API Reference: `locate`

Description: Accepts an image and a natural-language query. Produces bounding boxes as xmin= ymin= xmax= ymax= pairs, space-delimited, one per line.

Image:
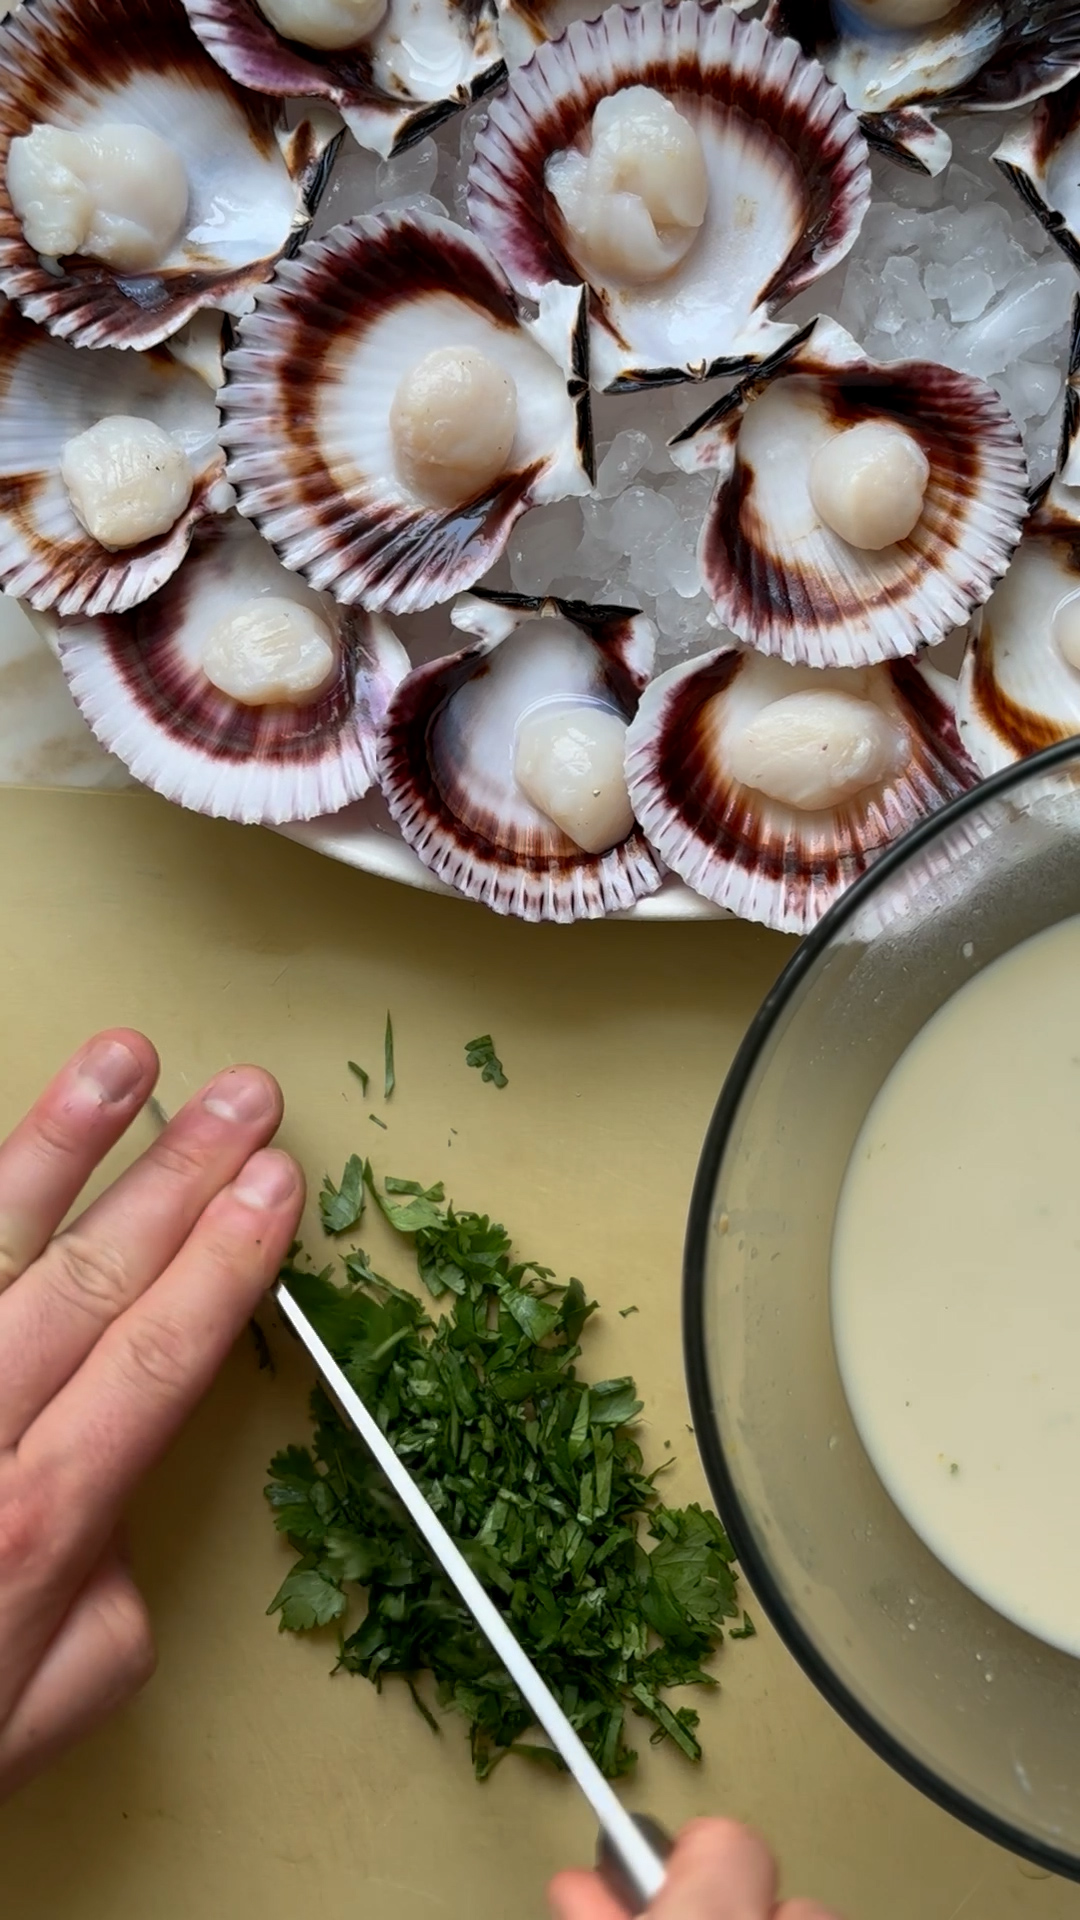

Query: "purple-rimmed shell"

xmin=53 ymin=515 xmax=409 ymax=825
xmin=764 ymin=0 xmax=1080 ymax=177
xmin=219 ymin=211 xmax=594 ymax=616
xmin=377 ymin=591 xmax=665 ymax=922
xmin=467 ymin=2 xmax=871 ymax=392
xmin=0 ymin=0 xmax=341 ymax=351
xmin=0 ymin=302 xmax=232 ymax=617
xmin=670 ymin=316 xmax=1029 ymax=670
xmin=624 ymin=646 xmax=979 ymax=935
xmin=181 ymin=0 xmax=504 ymax=159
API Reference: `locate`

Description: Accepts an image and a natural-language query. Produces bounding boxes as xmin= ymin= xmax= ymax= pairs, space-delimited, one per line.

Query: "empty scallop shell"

xmin=467 ymin=2 xmax=871 ymax=392
xmin=0 ymin=0 xmax=341 ymax=351
xmin=220 ymin=210 xmax=594 ymax=616
xmin=181 ymin=0 xmax=504 ymax=159
xmin=0 ymin=301 xmax=232 ymax=617
xmin=670 ymin=316 xmax=1028 ymax=670
xmin=764 ymin=0 xmax=1080 ymax=178
xmin=53 ymin=514 xmax=409 ymax=824
xmin=378 ymin=591 xmax=665 ymax=921
xmin=624 ymin=646 xmax=979 ymax=935
xmin=995 ymin=74 xmax=1080 ymax=271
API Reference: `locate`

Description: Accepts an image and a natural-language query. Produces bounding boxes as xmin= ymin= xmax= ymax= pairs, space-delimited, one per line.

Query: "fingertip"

xmin=547 ymin=1869 xmax=627 ymax=1920
xmin=666 ymin=1817 xmax=777 ymax=1910
xmin=232 ymin=1147 xmax=304 ymax=1214
xmin=69 ymin=1030 xmax=159 ymax=1110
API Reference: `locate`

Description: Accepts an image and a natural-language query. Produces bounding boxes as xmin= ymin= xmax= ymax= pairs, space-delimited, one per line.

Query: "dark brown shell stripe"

xmin=765 ymin=0 xmax=1080 ymax=114
xmin=683 ymin=341 xmax=1027 ymax=666
xmin=0 ymin=0 xmax=330 ymax=349
xmin=377 ymin=606 xmax=664 ymax=922
xmin=0 ymin=304 xmax=225 ymax=616
xmin=466 ymin=4 xmax=869 ymax=364
xmin=182 ymin=0 xmax=506 ymax=156
xmin=626 ymin=651 xmax=978 ymax=927
xmin=221 ymin=215 xmax=565 ymax=614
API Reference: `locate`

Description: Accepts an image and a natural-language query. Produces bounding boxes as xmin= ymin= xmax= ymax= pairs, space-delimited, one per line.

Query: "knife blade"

xmin=276 ymin=1279 xmax=670 ymax=1911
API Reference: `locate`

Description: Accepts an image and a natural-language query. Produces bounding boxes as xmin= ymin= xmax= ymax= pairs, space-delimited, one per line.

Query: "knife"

xmin=276 ymin=1279 xmax=672 ymax=1913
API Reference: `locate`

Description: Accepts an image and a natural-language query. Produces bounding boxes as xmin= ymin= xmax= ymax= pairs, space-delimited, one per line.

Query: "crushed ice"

xmin=315 ymin=106 xmax=1076 ymax=671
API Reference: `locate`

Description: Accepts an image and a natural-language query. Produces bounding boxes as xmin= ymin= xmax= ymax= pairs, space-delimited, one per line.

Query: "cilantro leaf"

xmin=384 ymin=1013 xmax=395 ymax=1099
xmin=465 ymin=1035 xmax=508 ymax=1088
xmin=266 ymin=1160 xmax=745 ymax=1784
xmin=319 ymin=1155 xmax=365 ymax=1236
xmin=348 ymin=1061 xmax=370 ymax=1096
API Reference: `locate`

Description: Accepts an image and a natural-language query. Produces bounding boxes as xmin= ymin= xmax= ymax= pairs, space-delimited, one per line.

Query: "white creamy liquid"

xmin=832 ymin=914 xmax=1080 ymax=1657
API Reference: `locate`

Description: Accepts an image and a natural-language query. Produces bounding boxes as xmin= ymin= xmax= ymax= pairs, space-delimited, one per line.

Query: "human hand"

xmin=0 ymin=1029 xmax=304 ymax=1801
xmin=548 ymin=1819 xmax=839 ymax=1919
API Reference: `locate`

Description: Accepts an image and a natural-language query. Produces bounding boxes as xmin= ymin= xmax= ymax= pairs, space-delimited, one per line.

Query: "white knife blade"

xmin=276 ymin=1280 xmax=669 ymax=1909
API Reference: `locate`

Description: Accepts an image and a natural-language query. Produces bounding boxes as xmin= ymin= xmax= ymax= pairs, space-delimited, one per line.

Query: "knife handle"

xmin=597 ymin=1814 xmax=675 ymax=1913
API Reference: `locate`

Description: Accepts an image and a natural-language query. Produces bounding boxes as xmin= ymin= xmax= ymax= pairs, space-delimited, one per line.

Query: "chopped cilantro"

xmin=318 ymin=1154 xmax=365 ymax=1236
xmin=348 ymin=1061 xmax=370 ymax=1096
xmin=619 ymin=1306 xmax=639 ymax=1319
xmin=370 ymin=1114 xmax=388 ymax=1130
xmin=730 ymin=1613 xmax=756 ymax=1640
xmin=384 ymin=1014 xmax=395 ymax=1099
xmin=465 ymin=1035 xmax=508 ymax=1088
xmin=267 ymin=1165 xmax=743 ymax=1782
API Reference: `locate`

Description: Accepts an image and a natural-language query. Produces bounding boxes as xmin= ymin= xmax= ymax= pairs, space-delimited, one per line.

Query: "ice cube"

xmin=595 ymin=429 xmax=653 ymax=498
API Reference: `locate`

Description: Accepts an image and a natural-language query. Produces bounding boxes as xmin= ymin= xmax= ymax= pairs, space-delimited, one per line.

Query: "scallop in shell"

xmin=52 ymin=514 xmax=409 ymax=824
xmin=624 ymin=646 xmax=979 ymax=934
xmin=466 ymin=3 xmax=871 ymax=393
xmin=377 ymin=591 xmax=664 ymax=921
xmin=220 ymin=211 xmax=593 ymax=616
xmin=0 ymin=0 xmax=341 ymax=351
xmin=764 ymin=1 xmax=1080 ymax=177
xmin=670 ymin=317 xmax=1028 ymax=670
xmin=180 ymin=0 xmax=504 ymax=160
xmin=955 ymin=302 xmax=1080 ymax=773
xmin=0 ymin=301 xmax=231 ymax=617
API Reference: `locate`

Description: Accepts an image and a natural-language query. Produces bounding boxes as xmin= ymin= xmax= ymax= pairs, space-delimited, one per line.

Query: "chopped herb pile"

xmin=266 ymin=1164 xmax=748 ymax=1781
xmin=464 ymin=1034 xmax=508 ymax=1088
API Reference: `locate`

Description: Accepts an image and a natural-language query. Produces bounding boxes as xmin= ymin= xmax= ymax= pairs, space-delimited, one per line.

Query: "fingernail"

xmin=202 ymin=1068 xmax=276 ymax=1126
xmin=78 ymin=1038 xmax=144 ymax=1105
xmin=233 ymin=1149 xmax=298 ymax=1212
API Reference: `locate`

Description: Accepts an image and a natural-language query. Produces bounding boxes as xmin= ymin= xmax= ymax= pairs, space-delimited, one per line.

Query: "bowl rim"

xmin=683 ymin=734 xmax=1080 ymax=1884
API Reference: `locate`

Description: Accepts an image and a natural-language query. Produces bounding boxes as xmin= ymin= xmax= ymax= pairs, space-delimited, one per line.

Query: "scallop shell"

xmin=994 ymin=74 xmax=1080 ymax=271
xmin=220 ymin=211 xmax=594 ymax=616
xmin=53 ymin=514 xmax=409 ymax=824
xmin=764 ymin=0 xmax=1080 ymax=178
xmin=377 ymin=591 xmax=664 ymax=921
xmin=0 ymin=0 xmax=341 ymax=351
xmin=0 ymin=302 xmax=232 ymax=617
xmin=467 ymin=3 xmax=871 ymax=393
xmin=955 ymin=474 xmax=1080 ymax=776
xmin=670 ymin=316 xmax=1028 ymax=670
xmin=181 ymin=0 xmax=505 ymax=159
xmin=624 ymin=646 xmax=979 ymax=935
xmin=496 ymin=0 xmax=760 ymax=66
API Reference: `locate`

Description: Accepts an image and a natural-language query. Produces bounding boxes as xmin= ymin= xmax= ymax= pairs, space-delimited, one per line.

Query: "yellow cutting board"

xmin=0 ymin=789 xmax=1071 ymax=1920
